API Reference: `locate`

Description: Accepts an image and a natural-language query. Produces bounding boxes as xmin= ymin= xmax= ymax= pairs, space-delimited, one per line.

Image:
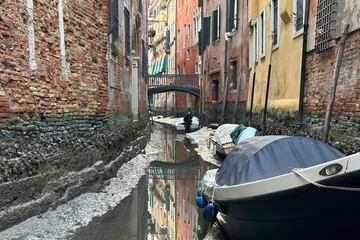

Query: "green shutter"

xmin=198 ymin=0 xmax=203 ymax=7
xmin=228 ymin=0 xmax=235 ymax=32
xmin=204 ymin=16 xmax=211 ymax=47
xmin=212 ymin=8 xmax=220 ymax=42
xmin=165 ymin=29 xmax=170 ymax=53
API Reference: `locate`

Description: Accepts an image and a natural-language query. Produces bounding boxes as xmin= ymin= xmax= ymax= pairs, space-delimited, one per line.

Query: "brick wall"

xmin=0 ymin=0 xmax=149 ymax=230
xmin=304 ymin=30 xmax=360 ymax=118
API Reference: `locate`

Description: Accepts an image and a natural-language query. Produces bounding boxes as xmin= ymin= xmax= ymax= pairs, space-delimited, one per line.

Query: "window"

xmin=248 ymin=34 xmax=252 ymax=69
xmin=253 ymin=19 xmax=259 ymax=63
xmin=293 ymin=0 xmax=306 ymax=36
xmin=192 ymin=8 xmax=201 ymax=44
xmin=230 ymin=60 xmax=237 ymax=89
xmin=141 ymin=39 xmax=147 ymax=78
xmin=109 ymin=0 xmax=119 ymax=56
xmin=124 ymin=7 xmax=131 ymax=59
xmin=227 ymin=0 xmax=238 ymax=32
xmin=195 ymin=61 xmax=201 ymax=74
xmin=212 ymin=6 xmax=220 ymax=42
xmin=259 ymin=9 xmax=265 ymax=57
xmin=183 ymin=25 xmax=186 ymax=48
xmin=211 ymin=79 xmax=219 ymax=101
xmin=177 ymin=29 xmax=180 ymax=52
xmin=270 ymin=0 xmax=279 ymax=48
xmin=186 ymin=49 xmax=190 ymax=59
xmin=314 ymin=0 xmax=337 ymax=53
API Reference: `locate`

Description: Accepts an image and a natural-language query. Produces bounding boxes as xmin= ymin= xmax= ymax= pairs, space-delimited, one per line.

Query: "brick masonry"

xmin=0 ymin=0 xmax=149 ymax=230
xmin=304 ymin=30 xmax=360 ymax=119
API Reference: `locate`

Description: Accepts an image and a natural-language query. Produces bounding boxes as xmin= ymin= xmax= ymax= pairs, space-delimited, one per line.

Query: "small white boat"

xmin=198 ymin=136 xmax=360 ymax=239
xmin=208 ymin=124 xmax=257 ymax=156
xmin=175 ymin=117 xmax=199 ymax=131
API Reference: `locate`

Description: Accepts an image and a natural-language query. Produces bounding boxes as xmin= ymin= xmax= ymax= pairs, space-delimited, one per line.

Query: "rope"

xmin=291 ymin=168 xmax=360 ymax=192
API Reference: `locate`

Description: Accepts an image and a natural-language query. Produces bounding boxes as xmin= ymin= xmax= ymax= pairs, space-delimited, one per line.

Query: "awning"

xmin=151 ymin=55 xmax=167 ymax=75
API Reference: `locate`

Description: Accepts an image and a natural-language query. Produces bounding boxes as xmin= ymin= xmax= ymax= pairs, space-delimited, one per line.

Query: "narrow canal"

xmin=71 ymin=124 xmax=222 ymax=240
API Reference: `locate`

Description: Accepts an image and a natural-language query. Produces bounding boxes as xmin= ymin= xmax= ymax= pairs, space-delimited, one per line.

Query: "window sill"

xmin=272 ymin=44 xmax=279 ymax=51
xmin=293 ymin=28 xmax=304 ymax=39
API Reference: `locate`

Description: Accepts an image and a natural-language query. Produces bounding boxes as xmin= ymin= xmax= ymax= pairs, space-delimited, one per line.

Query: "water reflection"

xmin=147 ymin=126 xmax=216 ymax=240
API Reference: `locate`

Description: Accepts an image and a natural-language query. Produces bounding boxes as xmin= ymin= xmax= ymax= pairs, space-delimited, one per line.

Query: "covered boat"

xmin=175 ymin=116 xmax=199 ymax=131
xmin=208 ymin=124 xmax=257 ymax=156
xmin=200 ymin=136 xmax=360 ymax=239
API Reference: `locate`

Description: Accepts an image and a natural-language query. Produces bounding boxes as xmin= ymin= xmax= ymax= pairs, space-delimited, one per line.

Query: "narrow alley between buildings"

xmin=1 ymin=0 xmax=360 ymax=239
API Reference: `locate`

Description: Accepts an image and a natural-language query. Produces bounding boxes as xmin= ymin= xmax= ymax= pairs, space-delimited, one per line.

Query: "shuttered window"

xmin=227 ymin=0 xmax=238 ymax=32
xmin=199 ymin=16 xmax=210 ymax=55
xmin=109 ymin=0 xmax=119 ymax=56
xmin=124 ymin=7 xmax=131 ymax=59
xmin=142 ymin=39 xmax=147 ymax=79
xmin=212 ymin=7 xmax=220 ymax=42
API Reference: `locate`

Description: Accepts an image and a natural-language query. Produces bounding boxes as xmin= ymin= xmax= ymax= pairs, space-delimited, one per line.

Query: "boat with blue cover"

xmin=198 ymin=136 xmax=360 ymax=240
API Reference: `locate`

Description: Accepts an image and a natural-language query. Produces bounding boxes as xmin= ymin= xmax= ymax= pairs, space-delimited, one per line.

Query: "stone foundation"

xmin=245 ymin=110 xmax=360 ymax=155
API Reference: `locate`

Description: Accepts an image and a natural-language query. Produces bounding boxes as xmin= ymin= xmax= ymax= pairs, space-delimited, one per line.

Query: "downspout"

xmin=200 ymin=1 xmax=205 ymax=124
xmin=221 ymin=0 xmax=229 ymax=123
xmin=299 ymin=0 xmax=310 ymax=124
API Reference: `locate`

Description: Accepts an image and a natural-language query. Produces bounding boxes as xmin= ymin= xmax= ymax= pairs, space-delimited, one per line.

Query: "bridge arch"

xmin=147 ymin=74 xmax=200 ymax=98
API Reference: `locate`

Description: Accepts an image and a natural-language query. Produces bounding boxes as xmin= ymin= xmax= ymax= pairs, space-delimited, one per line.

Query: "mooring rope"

xmin=291 ymin=168 xmax=360 ymax=192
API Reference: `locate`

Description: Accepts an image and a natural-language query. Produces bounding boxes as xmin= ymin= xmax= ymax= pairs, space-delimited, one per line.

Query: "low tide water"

xmin=71 ymin=124 xmax=221 ymax=240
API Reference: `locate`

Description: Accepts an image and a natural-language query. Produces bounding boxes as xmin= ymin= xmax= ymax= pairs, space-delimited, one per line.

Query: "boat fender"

xmin=203 ymin=202 xmax=218 ymax=222
xmin=196 ymin=188 xmax=208 ymax=208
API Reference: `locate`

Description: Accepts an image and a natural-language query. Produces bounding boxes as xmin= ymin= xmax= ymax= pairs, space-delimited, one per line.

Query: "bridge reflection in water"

xmin=147 ymin=126 xmax=217 ymax=240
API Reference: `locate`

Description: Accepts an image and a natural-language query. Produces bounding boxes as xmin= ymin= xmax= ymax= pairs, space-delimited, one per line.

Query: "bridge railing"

xmin=148 ymin=74 xmax=200 ymax=87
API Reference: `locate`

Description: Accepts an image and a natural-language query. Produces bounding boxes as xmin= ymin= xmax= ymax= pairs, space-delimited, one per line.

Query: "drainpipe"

xmin=221 ymin=0 xmax=229 ymax=123
xmin=299 ymin=0 xmax=310 ymax=125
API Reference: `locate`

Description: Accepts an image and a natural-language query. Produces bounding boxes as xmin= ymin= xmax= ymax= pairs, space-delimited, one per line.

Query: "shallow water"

xmin=72 ymin=124 xmax=220 ymax=240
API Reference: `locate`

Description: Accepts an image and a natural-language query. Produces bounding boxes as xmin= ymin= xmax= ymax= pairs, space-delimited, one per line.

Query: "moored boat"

xmin=208 ymin=124 xmax=257 ymax=156
xmin=198 ymin=136 xmax=360 ymax=239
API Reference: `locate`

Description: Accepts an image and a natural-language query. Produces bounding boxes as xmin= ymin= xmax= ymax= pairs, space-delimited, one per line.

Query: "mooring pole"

xmin=249 ymin=71 xmax=256 ymax=125
xmin=322 ymin=24 xmax=349 ymax=143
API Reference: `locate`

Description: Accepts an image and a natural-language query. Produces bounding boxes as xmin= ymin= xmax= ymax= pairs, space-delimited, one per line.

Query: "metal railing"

xmin=148 ymin=74 xmax=200 ymax=87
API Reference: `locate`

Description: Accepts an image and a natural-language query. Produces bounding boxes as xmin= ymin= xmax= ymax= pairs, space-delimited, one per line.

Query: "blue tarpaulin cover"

xmin=216 ymin=136 xmax=345 ymax=186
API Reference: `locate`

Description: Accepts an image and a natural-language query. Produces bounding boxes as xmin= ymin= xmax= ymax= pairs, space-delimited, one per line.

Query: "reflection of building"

xmin=174 ymin=137 xmax=197 ymax=240
xmin=148 ymin=127 xmax=214 ymax=240
xmin=148 ymin=126 xmax=176 ymax=239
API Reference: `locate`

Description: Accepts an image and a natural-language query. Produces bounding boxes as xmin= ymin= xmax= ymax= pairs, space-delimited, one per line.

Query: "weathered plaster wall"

xmin=247 ymin=0 xmax=303 ymax=113
xmin=202 ymin=0 xmax=248 ymax=122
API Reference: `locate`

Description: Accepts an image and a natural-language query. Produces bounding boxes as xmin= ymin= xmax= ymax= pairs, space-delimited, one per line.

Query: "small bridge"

xmin=147 ymin=74 xmax=200 ymax=98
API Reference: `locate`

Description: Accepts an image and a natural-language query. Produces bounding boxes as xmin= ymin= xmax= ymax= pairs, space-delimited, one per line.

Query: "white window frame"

xmin=270 ymin=0 xmax=280 ymax=50
xmin=177 ymin=29 xmax=180 ymax=52
xmin=253 ymin=18 xmax=259 ymax=63
xmin=259 ymin=9 xmax=266 ymax=58
xmin=183 ymin=24 xmax=186 ymax=48
xmin=216 ymin=6 xmax=220 ymax=40
xmin=248 ymin=33 xmax=252 ymax=69
xmin=292 ymin=0 xmax=306 ymax=38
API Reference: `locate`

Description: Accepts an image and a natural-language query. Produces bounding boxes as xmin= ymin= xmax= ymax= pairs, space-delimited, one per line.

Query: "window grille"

xmin=315 ymin=0 xmax=337 ymax=53
xmin=295 ymin=0 xmax=304 ymax=31
xmin=272 ymin=0 xmax=278 ymax=46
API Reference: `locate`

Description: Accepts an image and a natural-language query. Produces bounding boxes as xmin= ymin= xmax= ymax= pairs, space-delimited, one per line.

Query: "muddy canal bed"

xmin=72 ymin=124 xmax=226 ymax=240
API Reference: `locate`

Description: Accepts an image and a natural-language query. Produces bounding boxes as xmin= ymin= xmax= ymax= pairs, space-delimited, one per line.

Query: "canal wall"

xmin=246 ymin=111 xmax=360 ymax=155
xmin=0 ymin=114 xmax=150 ymax=231
xmin=0 ymin=122 xmax=161 ymax=240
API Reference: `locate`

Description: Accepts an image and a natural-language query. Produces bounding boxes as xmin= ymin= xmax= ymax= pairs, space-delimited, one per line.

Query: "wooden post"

xmin=232 ymin=76 xmax=242 ymax=123
xmin=322 ymin=24 xmax=350 ymax=143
